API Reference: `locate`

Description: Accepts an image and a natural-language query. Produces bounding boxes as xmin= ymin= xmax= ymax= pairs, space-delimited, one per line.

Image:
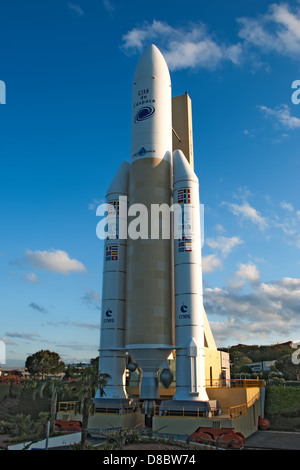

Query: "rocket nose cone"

xmin=133 ymin=43 xmax=170 ymax=82
xmin=106 ymin=161 xmax=129 ymax=196
xmin=173 ymin=149 xmax=199 ymax=184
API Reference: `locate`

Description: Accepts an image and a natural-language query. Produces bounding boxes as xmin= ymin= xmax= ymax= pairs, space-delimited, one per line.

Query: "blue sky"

xmin=1 ymin=0 xmax=300 ymax=366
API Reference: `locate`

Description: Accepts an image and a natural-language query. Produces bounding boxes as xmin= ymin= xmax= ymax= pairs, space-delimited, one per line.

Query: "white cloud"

xmin=235 ymin=262 xmax=260 ymax=284
xmin=122 ymin=4 xmax=300 ymax=74
xmin=67 ymin=2 xmax=84 ymax=16
xmin=280 ymin=201 xmax=294 ymax=212
xmin=227 ymin=263 xmax=260 ymax=290
xmin=88 ymin=198 xmax=104 ymax=211
xmin=237 ymin=3 xmax=300 ymax=58
xmin=272 ymin=202 xmax=300 ymax=248
xmin=258 ymin=104 xmax=300 ymax=130
xmin=103 ymin=0 xmax=115 ymax=13
xmin=233 ymin=185 xmax=253 ymax=201
xmin=204 ymin=276 xmax=300 ymax=346
xmin=202 ymin=254 xmax=223 ymax=274
xmin=203 ymin=234 xmax=244 ymax=275
xmin=23 ymin=272 xmax=39 ymax=283
xmin=25 ymin=249 xmax=86 ymax=275
xmin=206 ymin=236 xmax=244 ymax=257
xmin=81 ymin=289 xmax=101 ymax=309
xmin=294 ymin=235 xmax=300 ymax=249
xmin=228 ymin=279 xmax=246 ymax=291
xmin=215 ymin=224 xmax=226 ymax=233
xmin=259 ymin=277 xmax=300 ymax=302
xmin=121 ymin=20 xmax=242 ymax=70
xmin=222 ymin=191 xmax=299 ymax=251
xmin=225 ymin=201 xmax=268 ymax=231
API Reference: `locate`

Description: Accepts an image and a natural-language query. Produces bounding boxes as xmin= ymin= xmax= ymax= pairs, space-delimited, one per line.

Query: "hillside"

xmin=219 ymin=341 xmax=300 ymax=380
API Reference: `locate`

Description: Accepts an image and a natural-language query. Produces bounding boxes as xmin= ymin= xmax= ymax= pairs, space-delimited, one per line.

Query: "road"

xmin=244 ymin=430 xmax=300 ymax=450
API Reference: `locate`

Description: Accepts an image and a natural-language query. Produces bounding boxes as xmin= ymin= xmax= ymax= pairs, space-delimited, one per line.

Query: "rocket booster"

xmin=173 ymin=149 xmax=208 ymax=402
xmin=95 ymin=161 xmax=129 ymax=401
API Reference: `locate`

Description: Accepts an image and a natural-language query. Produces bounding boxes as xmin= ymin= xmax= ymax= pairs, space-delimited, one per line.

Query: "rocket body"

xmin=126 ymin=45 xmax=174 ymax=400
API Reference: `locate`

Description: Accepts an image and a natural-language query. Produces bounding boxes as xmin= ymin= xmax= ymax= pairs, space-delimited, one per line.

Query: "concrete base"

xmin=153 ymin=396 xmax=262 ymax=439
xmin=88 ymin=408 xmax=144 ymax=437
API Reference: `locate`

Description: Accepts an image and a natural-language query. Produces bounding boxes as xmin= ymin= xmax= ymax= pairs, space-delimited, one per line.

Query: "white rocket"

xmin=95 ymin=44 xmax=208 ymax=412
xmin=173 ymin=149 xmax=208 ymax=402
xmin=94 ymin=161 xmax=129 ymax=402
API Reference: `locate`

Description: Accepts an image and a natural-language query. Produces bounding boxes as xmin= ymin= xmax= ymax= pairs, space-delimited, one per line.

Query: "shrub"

xmin=265 ymin=386 xmax=300 ymax=416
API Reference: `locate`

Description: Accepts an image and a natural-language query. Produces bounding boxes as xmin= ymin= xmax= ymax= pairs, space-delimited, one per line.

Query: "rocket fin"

xmin=203 ymin=306 xmax=217 ymax=350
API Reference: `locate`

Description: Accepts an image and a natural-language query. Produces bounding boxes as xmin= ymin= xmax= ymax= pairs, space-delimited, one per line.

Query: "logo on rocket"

xmin=105 ymin=308 xmax=112 ymax=317
xmin=179 ymin=302 xmax=190 ymax=319
xmin=180 ymin=303 xmax=188 ymax=313
xmin=104 ymin=307 xmax=114 ymax=323
xmin=139 ymin=147 xmax=147 ymax=156
xmin=134 ymin=106 xmax=155 ymax=123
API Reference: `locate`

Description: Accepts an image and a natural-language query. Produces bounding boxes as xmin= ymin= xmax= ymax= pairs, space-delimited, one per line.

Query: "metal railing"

xmin=94 ymin=403 xmax=141 ymax=415
xmin=228 ymin=403 xmax=248 ymax=419
xmin=57 ymin=399 xmax=256 ymax=420
xmin=57 ymin=401 xmax=142 ymax=415
xmin=206 ymin=378 xmax=265 ymax=388
xmin=58 ymin=401 xmax=78 ymax=413
xmin=154 ymin=402 xmax=249 ymax=420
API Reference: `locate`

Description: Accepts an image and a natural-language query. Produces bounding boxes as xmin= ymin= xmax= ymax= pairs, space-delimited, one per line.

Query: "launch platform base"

xmin=159 ymin=399 xmax=212 ymax=417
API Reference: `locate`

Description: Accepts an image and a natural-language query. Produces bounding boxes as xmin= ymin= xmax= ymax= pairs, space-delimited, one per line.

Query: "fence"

xmin=206 ymin=378 xmax=265 ymax=388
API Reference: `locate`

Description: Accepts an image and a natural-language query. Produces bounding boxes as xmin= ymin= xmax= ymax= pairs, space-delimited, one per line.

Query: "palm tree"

xmin=10 ymin=412 xmax=49 ymax=441
xmin=32 ymin=377 xmax=68 ymax=434
xmin=69 ymin=366 xmax=110 ymax=450
xmin=10 ymin=413 xmax=32 ymax=438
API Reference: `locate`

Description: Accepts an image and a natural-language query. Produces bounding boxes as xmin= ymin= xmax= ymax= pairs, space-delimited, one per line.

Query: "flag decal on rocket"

xmin=108 ymin=200 xmax=119 ymax=215
xmin=106 ymin=245 xmax=118 ymax=261
xmin=177 ymin=189 xmax=191 ymax=204
xmin=134 ymin=105 xmax=155 ymax=123
xmin=178 ymin=236 xmax=192 ymax=252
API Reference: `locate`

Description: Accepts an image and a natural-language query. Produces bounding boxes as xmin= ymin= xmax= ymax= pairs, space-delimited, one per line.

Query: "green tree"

xmin=25 ymin=350 xmax=65 ymax=378
xmin=69 ymin=364 xmax=110 ymax=450
xmin=276 ymin=350 xmax=300 ymax=381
